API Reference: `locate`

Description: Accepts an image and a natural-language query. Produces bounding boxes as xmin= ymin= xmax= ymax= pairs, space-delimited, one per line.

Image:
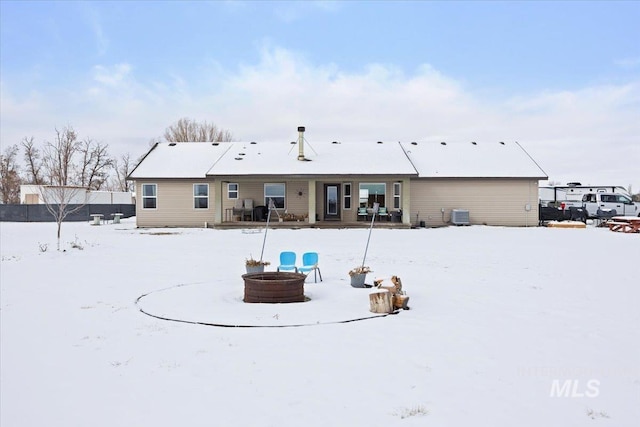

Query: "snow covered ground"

xmin=1 ymin=219 xmax=638 ymax=426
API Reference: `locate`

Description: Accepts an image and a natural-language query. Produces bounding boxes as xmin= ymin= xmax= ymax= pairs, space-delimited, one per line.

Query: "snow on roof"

xmin=128 ymin=142 xmax=231 ymax=179
xmin=207 ymin=140 xmax=417 ymax=176
xmin=129 ymin=139 xmax=547 ymax=180
xmin=400 ymin=141 xmax=548 ymax=178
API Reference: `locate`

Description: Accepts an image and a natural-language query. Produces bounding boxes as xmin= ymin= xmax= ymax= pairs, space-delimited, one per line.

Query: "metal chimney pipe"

xmin=297 ymin=126 xmax=305 ymax=161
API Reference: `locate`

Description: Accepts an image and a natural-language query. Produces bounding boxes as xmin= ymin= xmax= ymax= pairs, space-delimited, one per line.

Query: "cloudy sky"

xmin=1 ymin=1 xmax=639 ymax=190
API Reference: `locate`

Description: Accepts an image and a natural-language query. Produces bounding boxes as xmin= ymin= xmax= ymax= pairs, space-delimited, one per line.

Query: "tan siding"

xmin=135 ymin=179 xmax=215 ymax=227
xmin=285 ymin=181 xmax=309 ymax=215
xmin=220 ymin=180 xmax=309 ymax=216
xmin=218 ymin=177 xmax=405 ymax=223
xmin=135 ymin=177 xmax=539 ymax=227
xmin=410 ymin=179 xmax=539 ymax=227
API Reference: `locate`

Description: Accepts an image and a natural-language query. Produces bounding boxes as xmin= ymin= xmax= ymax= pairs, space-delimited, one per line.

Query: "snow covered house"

xmin=128 ymin=127 xmax=547 ymax=228
xmin=401 ymin=140 xmax=547 ymax=227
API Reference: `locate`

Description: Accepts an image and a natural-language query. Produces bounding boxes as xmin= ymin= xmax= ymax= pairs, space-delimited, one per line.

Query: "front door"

xmin=324 ymin=184 xmax=340 ymax=220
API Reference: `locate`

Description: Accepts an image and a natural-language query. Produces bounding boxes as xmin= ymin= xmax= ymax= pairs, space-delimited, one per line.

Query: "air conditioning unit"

xmin=451 ymin=209 xmax=470 ymax=225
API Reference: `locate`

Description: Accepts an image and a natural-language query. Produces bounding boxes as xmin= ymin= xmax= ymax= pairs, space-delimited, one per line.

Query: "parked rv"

xmin=539 ymin=183 xmax=632 ymax=206
xmin=538 ymin=183 xmax=638 ymax=223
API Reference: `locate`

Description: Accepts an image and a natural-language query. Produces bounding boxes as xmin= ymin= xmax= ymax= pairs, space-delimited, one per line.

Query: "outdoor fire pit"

xmin=243 ymin=271 xmax=307 ymax=303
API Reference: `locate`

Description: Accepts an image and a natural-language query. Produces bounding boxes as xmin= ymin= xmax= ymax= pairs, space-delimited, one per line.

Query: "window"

xmin=194 ymin=184 xmax=209 ymax=209
xmin=602 ymin=195 xmax=614 ymax=203
xmin=617 ymin=195 xmax=632 ymax=204
xmin=393 ymin=182 xmax=401 ymax=209
xmin=358 ymin=183 xmax=386 ymax=208
xmin=343 ymin=183 xmax=352 ymax=210
xmin=265 ymin=183 xmax=285 ymax=209
xmin=142 ymin=184 xmax=157 ymax=209
xmin=227 ymin=183 xmax=238 ymax=199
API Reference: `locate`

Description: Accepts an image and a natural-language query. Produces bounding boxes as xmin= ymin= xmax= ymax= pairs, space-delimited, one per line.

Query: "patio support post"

xmin=214 ymin=179 xmax=224 ymax=224
xmin=307 ymin=179 xmax=316 ymax=224
xmin=402 ymin=178 xmax=411 ymax=225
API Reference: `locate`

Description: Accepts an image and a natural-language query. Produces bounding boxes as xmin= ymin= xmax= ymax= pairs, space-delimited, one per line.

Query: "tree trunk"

xmin=57 ymin=221 xmax=62 ymax=251
xmin=393 ymin=294 xmax=410 ymax=310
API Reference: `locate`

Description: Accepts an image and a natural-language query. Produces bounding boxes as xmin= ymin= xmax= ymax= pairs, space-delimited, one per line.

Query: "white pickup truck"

xmin=580 ymin=192 xmax=639 ymax=218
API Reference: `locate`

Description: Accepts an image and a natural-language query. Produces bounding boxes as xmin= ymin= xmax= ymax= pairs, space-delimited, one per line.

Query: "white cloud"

xmin=1 ymin=46 xmax=638 ymax=190
xmin=92 ymin=63 xmax=132 ymax=87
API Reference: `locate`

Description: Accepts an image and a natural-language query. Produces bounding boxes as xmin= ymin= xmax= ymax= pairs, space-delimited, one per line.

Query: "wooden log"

xmin=391 ymin=276 xmax=403 ymax=294
xmin=369 ymin=289 xmax=393 ymax=314
xmin=393 ymin=294 xmax=410 ymax=310
xmin=377 ymin=285 xmax=397 ymax=296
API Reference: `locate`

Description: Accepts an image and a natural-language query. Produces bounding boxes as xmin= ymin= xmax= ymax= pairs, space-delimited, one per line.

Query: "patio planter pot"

xmin=245 ymin=265 xmax=265 ymax=274
xmin=350 ymin=273 xmax=367 ymax=288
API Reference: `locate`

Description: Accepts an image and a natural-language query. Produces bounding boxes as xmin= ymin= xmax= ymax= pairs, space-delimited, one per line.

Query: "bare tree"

xmin=26 ymin=126 xmax=113 ymax=250
xmin=109 ymin=152 xmax=135 ymax=192
xmin=0 ymin=144 xmax=21 ymax=204
xmin=76 ymin=138 xmax=113 ymax=190
xmin=38 ymin=185 xmax=88 ymax=251
xmin=39 ymin=127 xmax=86 ymax=250
xmin=22 ymin=136 xmax=44 ymax=185
xmin=163 ymin=117 xmax=233 ymax=142
xmin=42 ymin=126 xmax=79 ymax=186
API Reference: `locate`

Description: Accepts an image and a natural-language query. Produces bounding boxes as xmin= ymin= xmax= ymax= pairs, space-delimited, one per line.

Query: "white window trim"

xmin=393 ymin=182 xmax=401 ymax=210
xmin=194 ymin=183 xmax=209 ymax=210
xmin=227 ymin=183 xmax=239 ymax=200
xmin=359 ymin=182 xmax=386 ymax=207
xmin=141 ymin=183 xmax=157 ymax=210
xmin=343 ymin=182 xmax=352 ymax=210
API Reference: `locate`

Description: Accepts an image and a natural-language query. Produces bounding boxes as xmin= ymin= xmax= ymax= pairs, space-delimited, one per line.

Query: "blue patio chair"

xmin=357 ymin=207 xmax=369 ymax=221
xmin=277 ymin=251 xmax=298 ymax=273
xmin=377 ymin=206 xmax=389 ymax=221
xmin=298 ymin=252 xmax=323 ymax=282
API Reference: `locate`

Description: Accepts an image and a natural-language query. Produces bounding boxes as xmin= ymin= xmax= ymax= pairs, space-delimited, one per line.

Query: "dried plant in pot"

xmin=245 ymin=257 xmax=270 ymax=274
xmin=348 ymin=265 xmax=372 ymax=288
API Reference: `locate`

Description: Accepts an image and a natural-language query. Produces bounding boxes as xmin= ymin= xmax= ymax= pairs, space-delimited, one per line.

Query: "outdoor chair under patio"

xmin=232 ymin=199 xmax=244 ymax=221
xmin=243 ymin=199 xmax=254 ymax=221
xmin=377 ymin=206 xmax=389 ymax=221
xmin=357 ymin=207 xmax=369 ymax=221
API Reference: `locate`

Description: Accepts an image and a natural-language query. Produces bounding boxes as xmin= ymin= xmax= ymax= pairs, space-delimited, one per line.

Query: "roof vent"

xmin=250 ymin=141 xmax=257 ymax=144
xmin=239 ymin=152 xmax=246 ymax=156
xmin=290 ymin=141 xmax=296 ymax=144
xmin=234 ymin=157 xmax=243 ymax=161
xmin=212 ymin=142 xmax=219 ymax=146
xmin=471 ymin=141 xmax=477 ymax=145
xmin=377 ymin=141 xmax=383 ymax=144
xmin=169 ymin=142 xmax=177 ymax=146
xmin=440 ymin=142 xmax=447 ymax=145
xmin=411 ymin=141 xmax=417 ymax=145
xmin=297 ymin=126 xmax=306 ymax=161
xmin=499 ymin=141 xmax=505 ymax=145
xmin=332 ymin=141 xmax=340 ymax=144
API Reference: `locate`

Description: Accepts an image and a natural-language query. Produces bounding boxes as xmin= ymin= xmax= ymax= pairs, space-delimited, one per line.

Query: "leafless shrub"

xmin=69 ymin=236 xmax=84 ymax=250
xmin=586 ymin=408 xmax=610 ymax=419
xmin=393 ymin=405 xmax=429 ymax=419
xmin=163 ymin=117 xmax=233 ymax=142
